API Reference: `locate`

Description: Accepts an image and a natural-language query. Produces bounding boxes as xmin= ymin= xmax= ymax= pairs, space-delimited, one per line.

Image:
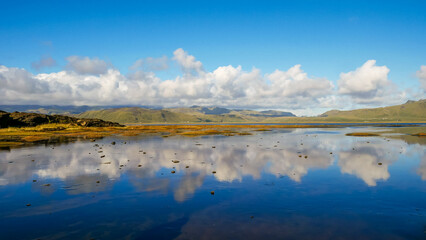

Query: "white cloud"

xmin=1 ymin=49 xmax=422 ymax=114
xmin=172 ymin=48 xmax=204 ymax=75
xmin=338 ymin=60 xmax=391 ymax=99
xmin=416 ymin=65 xmax=426 ymax=91
xmin=66 ymin=56 xmax=109 ymax=75
xmin=130 ymin=56 xmax=169 ymax=71
xmin=31 ymin=56 xmax=56 ymax=71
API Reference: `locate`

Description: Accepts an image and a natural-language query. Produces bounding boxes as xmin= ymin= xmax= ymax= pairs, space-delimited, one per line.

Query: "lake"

xmin=0 ymin=127 xmax=425 ymax=239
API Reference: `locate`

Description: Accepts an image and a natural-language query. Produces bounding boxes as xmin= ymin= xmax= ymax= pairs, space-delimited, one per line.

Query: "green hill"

xmin=318 ymin=99 xmax=426 ymax=122
xmin=75 ymin=99 xmax=425 ymax=124
xmin=76 ymin=108 xmax=202 ymax=124
xmin=76 ymin=107 xmax=296 ymax=124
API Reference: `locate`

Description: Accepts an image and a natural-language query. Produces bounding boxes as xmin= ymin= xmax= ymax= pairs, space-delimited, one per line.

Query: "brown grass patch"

xmin=412 ymin=132 xmax=426 ymax=136
xmin=345 ymin=132 xmax=380 ymax=137
xmin=0 ymin=142 xmax=24 ymax=147
xmin=22 ymin=135 xmax=51 ymax=142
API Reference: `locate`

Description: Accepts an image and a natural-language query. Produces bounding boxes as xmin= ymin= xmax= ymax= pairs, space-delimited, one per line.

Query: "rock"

xmin=111 ymin=141 xmax=116 ymax=145
xmin=186 ymin=166 xmax=189 ymax=168
xmin=172 ymin=160 xmax=180 ymax=163
xmin=171 ymin=170 xmax=176 ymax=174
xmin=44 ymin=184 xmax=51 ymax=187
xmin=26 ymin=204 xmax=31 ymax=207
xmin=378 ymin=162 xmax=383 ymax=165
xmin=103 ymin=161 xmax=111 ymax=164
xmin=212 ymin=171 xmax=216 ymax=174
xmin=96 ymin=181 xmax=100 ymax=183
xmin=32 ymin=180 xmax=37 ymax=182
xmin=138 ymin=165 xmax=142 ymax=167
xmin=210 ymin=191 xmax=215 ymax=195
xmin=100 ymin=155 xmax=105 ymax=158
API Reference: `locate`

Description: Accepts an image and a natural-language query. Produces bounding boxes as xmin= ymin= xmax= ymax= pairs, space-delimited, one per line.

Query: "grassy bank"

xmin=0 ymin=123 xmax=424 ymax=149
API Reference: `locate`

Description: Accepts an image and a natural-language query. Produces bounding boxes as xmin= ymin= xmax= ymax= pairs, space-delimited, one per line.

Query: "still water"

xmin=0 ymin=127 xmax=425 ymax=239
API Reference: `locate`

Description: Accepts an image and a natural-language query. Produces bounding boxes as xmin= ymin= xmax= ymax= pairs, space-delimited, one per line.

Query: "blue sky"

xmin=0 ymin=0 xmax=425 ymax=115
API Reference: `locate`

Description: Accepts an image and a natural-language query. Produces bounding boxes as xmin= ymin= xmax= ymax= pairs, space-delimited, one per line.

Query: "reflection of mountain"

xmin=0 ymin=130 xmax=423 ymax=202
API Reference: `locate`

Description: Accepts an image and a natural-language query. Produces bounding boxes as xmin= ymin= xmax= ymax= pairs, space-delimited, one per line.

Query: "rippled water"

xmin=0 ymin=127 xmax=425 ymax=239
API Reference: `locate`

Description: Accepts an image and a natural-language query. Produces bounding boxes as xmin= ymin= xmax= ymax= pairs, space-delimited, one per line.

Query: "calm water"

xmin=0 ymin=127 xmax=425 ymax=240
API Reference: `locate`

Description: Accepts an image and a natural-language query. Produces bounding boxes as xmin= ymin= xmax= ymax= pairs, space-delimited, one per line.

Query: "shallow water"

xmin=0 ymin=127 xmax=425 ymax=240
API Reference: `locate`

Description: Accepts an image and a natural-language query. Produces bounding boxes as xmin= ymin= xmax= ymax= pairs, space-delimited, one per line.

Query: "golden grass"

xmin=345 ymin=132 xmax=380 ymax=137
xmin=412 ymin=133 xmax=426 ymax=136
xmin=22 ymin=136 xmax=51 ymax=142
xmin=0 ymin=142 xmax=24 ymax=147
xmin=0 ymin=123 xmax=382 ymax=148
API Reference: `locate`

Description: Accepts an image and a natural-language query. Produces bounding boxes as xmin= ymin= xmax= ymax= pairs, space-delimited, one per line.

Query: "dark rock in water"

xmin=171 ymin=170 xmax=176 ymax=174
xmin=378 ymin=162 xmax=383 ymax=165
xmin=111 ymin=141 xmax=116 ymax=145
xmin=210 ymin=191 xmax=215 ymax=195
xmin=26 ymin=204 xmax=31 ymax=207
xmin=0 ymin=110 xmax=123 ymax=128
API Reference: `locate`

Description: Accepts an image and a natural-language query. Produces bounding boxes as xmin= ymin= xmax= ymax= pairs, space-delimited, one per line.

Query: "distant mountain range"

xmin=0 ymin=99 xmax=424 ymax=124
xmin=76 ymin=107 xmax=296 ymax=124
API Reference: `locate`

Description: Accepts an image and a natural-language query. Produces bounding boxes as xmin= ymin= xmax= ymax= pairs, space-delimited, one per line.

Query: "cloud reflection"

xmin=0 ymin=130 xmax=423 ymax=202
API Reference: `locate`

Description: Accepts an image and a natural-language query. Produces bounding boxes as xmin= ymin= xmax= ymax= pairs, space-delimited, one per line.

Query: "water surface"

xmin=0 ymin=127 xmax=425 ymax=239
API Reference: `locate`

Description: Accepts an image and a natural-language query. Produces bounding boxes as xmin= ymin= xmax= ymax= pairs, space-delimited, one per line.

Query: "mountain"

xmin=76 ymin=107 xmax=201 ymax=123
xmin=0 ymin=105 xmax=158 ymax=115
xmin=318 ymin=99 xmax=426 ymax=122
xmin=77 ymin=107 xmax=296 ymax=124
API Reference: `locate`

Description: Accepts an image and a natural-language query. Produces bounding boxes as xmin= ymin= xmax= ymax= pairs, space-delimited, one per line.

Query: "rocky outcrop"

xmin=0 ymin=110 xmax=123 ymax=128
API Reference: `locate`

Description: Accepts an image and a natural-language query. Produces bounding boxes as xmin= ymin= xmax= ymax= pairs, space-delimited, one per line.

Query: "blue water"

xmin=0 ymin=127 xmax=425 ymax=239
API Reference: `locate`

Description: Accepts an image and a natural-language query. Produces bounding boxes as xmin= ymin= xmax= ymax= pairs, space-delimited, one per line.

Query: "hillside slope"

xmin=77 ymin=107 xmax=202 ymax=124
xmin=319 ymin=99 xmax=426 ymax=122
xmin=77 ymin=107 xmax=296 ymax=124
xmin=0 ymin=110 xmax=123 ymax=128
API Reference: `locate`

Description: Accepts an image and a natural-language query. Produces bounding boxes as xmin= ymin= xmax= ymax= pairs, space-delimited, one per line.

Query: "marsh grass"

xmin=0 ymin=123 xmax=405 ymax=149
xmin=345 ymin=132 xmax=380 ymax=136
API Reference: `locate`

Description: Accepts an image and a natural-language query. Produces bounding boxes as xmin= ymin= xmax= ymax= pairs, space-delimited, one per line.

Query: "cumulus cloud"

xmin=416 ymin=65 xmax=426 ymax=91
xmin=65 ymin=56 xmax=109 ymax=75
xmin=172 ymin=48 xmax=204 ymax=75
xmin=0 ymin=49 xmax=335 ymax=112
xmin=338 ymin=60 xmax=393 ymax=102
xmin=31 ymin=56 xmax=56 ymax=71
xmin=1 ymin=49 xmax=420 ymax=114
xmin=130 ymin=56 xmax=169 ymax=71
